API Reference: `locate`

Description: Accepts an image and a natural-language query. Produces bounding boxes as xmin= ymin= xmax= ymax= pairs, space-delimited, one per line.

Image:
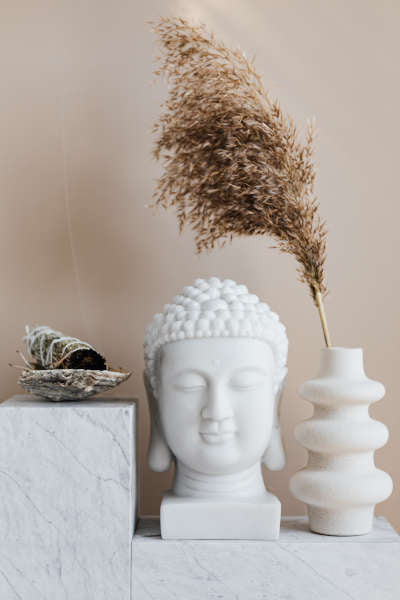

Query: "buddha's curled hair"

xmin=144 ymin=277 xmax=288 ymax=397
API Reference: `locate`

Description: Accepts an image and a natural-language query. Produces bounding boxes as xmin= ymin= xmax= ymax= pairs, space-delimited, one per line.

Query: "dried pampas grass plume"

xmin=151 ymin=17 xmax=331 ymax=347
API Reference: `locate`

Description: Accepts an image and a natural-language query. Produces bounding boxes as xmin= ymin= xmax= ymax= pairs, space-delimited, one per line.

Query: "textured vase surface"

xmin=290 ymin=347 xmax=392 ymax=535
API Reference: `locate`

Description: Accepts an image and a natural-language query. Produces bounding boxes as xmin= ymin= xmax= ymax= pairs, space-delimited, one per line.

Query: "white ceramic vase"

xmin=290 ymin=347 xmax=393 ymax=535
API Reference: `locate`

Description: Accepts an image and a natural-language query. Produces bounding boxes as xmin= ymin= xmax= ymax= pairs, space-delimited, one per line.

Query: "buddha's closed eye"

xmin=174 ymin=373 xmax=207 ymax=392
xmin=229 ymin=370 xmax=267 ymax=390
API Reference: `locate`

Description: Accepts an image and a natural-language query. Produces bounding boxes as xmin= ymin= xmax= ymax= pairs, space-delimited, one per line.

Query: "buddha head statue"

xmin=144 ymin=277 xmax=288 ymax=498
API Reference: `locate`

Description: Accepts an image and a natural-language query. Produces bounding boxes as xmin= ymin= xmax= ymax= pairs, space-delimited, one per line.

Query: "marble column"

xmin=0 ymin=395 xmax=137 ymax=600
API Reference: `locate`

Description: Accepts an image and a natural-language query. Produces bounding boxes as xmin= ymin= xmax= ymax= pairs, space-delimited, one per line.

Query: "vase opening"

xmin=319 ymin=347 xmax=365 ymax=379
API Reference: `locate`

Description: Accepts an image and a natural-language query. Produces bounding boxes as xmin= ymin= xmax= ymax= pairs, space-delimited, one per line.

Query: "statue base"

xmin=160 ymin=491 xmax=281 ymax=540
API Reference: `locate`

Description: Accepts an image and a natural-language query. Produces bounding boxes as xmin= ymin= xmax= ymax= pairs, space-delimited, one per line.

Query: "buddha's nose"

xmin=201 ymin=383 xmax=233 ymax=421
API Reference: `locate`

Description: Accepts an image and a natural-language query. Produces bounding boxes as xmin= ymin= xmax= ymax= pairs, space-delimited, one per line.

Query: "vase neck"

xmin=318 ymin=347 xmax=365 ymax=379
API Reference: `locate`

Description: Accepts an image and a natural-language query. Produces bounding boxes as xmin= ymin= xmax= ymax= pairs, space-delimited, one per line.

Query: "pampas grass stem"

xmin=315 ymin=289 xmax=331 ymax=347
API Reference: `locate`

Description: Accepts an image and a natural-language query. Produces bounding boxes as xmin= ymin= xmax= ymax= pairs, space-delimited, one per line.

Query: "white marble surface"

xmin=133 ymin=516 xmax=400 ymax=600
xmin=0 ymin=395 xmax=137 ymax=600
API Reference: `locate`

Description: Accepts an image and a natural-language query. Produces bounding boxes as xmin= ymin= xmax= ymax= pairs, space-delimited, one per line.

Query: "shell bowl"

xmin=18 ymin=369 xmax=131 ymax=401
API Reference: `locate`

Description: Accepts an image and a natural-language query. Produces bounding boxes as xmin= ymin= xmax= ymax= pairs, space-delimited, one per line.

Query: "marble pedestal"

xmin=133 ymin=516 xmax=400 ymax=600
xmin=0 ymin=395 xmax=137 ymax=600
xmin=161 ymin=491 xmax=281 ymax=540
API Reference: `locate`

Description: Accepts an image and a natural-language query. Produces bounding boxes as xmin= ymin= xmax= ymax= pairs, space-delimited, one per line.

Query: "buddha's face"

xmin=157 ymin=337 xmax=276 ymax=475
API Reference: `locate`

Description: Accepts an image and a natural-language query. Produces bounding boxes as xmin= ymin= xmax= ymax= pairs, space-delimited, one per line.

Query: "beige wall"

xmin=1 ymin=0 xmax=399 ymax=530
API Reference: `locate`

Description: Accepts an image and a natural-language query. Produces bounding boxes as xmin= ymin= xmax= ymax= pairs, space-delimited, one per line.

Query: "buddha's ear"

xmin=262 ymin=372 xmax=286 ymax=471
xmin=143 ymin=371 xmax=173 ymax=472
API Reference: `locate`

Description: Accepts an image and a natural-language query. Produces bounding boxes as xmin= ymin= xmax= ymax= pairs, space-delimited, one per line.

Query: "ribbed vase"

xmin=290 ymin=347 xmax=393 ymax=535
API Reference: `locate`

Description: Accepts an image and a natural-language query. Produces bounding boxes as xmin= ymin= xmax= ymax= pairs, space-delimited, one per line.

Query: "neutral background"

xmin=1 ymin=0 xmax=399 ymax=530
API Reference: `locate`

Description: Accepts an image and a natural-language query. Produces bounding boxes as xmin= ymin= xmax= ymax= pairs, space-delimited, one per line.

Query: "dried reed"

xmin=151 ymin=17 xmax=331 ymax=346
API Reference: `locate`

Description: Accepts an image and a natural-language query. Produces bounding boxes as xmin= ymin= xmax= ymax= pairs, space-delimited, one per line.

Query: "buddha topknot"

xmin=144 ymin=277 xmax=288 ymax=396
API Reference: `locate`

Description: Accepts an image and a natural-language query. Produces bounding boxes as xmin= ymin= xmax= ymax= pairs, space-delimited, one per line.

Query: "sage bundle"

xmin=24 ymin=325 xmax=107 ymax=370
xmin=14 ymin=326 xmax=131 ymax=401
xmin=152 ymin=17 xmax=331 ymax=346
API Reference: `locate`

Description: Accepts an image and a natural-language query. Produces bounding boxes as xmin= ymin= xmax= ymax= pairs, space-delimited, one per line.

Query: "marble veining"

xmin=133 ymin=517 xmax=400 ymax=600
xmin=136 ymin=515 xmax=399 ymax=543
xmin=0 ymin=395 xmax=136 ymax=600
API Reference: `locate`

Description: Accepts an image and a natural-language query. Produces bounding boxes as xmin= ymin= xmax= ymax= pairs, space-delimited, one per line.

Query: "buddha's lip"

xmin=200 ymin=431 xmax=236 ymax=444
xmin=199 ymin=420 xmax=237 ymax=435
xmin=199 ymin=426 xmax=237 ymax=435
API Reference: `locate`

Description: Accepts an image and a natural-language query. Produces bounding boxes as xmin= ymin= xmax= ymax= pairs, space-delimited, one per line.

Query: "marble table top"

xmin=132 ymin=516 xmax=400 ymax=600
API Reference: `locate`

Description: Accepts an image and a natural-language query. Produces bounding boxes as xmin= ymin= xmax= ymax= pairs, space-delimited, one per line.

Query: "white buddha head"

xmin=144 ymin=277 xmax=288 ymax=480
